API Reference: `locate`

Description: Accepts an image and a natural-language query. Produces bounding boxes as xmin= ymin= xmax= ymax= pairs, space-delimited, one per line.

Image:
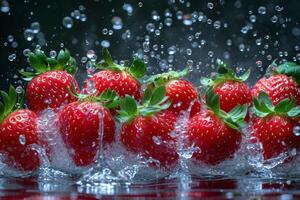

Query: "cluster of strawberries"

xmin=0 ymin=48 xmax=300 ymax=172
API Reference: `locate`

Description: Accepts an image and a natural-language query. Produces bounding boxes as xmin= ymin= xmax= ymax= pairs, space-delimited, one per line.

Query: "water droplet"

xmin=168 ymin=46 xmax=177 ymax=55
xmin=11 ymin=41 xmax=18 ymax=48
xmin=80 ymin=14 xmax=87 ymax=22
xmin=1 ymin=0 xmax=10 ymax=13
xmin=176 ymin=11 xmax=183 ymax=20
xmin=213 ymin=20 xmax=221 ymax=29
xmin=138 ymin=2 xmax=143 ymax=7
xmin=101 ymin=40 xmax=110 ymax=48
xmin=123 ymin=3 xmax=133 ymax=15
xmin=152 ymin=136 xmax=162 ymax=145
xmin=87 ymin=50 xmax=97 ymax=62
xmin=208 ymin=51 xmax=214 ymax=57
xmin=164 ymin=18 xmax=173 ymax=26
xmin=15 ymin=86 xmax=23 ymax=94
xmin=8 ymin=53 xmax=16 ymax=61
xmin=292 ymin=27 xmax=300 ymax=36
xmin=62 ymin=16 xmax=73 ymax=29
xmin=30 ymin=22 xmax=40 ymax=34
xmin=183 ymin=14 xmax=193 ymax=26
xmin=271 ymin=15 xmax=278 ymax=23
xmin=249 ymin=15 xmax=256 ymax=23
xmin=23 ymin=49 xmax=31 ymax=56
xmin=151 ymin=10 xmax=160 ymax=21
xmin=7 ymin=35 xmax=14 ymax=42
xmin=72 ymin=10 xmax=81 ymax=20
xmin=112 ymin=16 xmax=123 ymax=30
xmin=24 ymin=29 xmax=34 ymax=41
xmin=293 ymin=126 xmax=300 ymax=136
xmin=146 ymin=23 xmax=155 ymax=32
xmin=207 ymin=2 xmax=214 ymax=9
xmin=81 ymin=57 xmax=88 ymax=64
xmin=258 ymin=6 xmax=266 ymax=15
xmin=186 ymin=48 xmax=192 ymax=56
xmin=19 ymin=134 xmax=26 ymax=145
xmin=49 ymin=50 xmax=57 ymax=58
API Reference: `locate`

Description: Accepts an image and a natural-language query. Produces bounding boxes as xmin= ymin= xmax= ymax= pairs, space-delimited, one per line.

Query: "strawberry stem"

xmin=144 ymin=68 xmax=189 ymax=86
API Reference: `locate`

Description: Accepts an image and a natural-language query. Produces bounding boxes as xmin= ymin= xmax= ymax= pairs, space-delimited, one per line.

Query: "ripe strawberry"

xmin=251 ymin=92 xmax=300 ymax=160
xmin=187 ymin=88 xmax=247 ymax=165
xmin=0 ymin=86 xmax=40 ymax=171
xmin=20 ymin=49 xmax=79 ymax=113
xmin=145 ymin=68 xmax=200 ymax=117
xmin=118 ymin=86 xmax=179 ymax=168
xmin=83 ymin=48 xmax=146 ymax=101
xmin=252 ymin=61 xmax=300 ymax=106
xmin=201 ymin=60 xmax=252 ymax=113
xmin=58 ymin=90 xmax=118 ymax=166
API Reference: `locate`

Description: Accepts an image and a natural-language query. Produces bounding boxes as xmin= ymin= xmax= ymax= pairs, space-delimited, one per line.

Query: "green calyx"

xmin=200 ymin=59 xmax=250 ymax=88
xmin=67 ymin=83 xmax=121 ymax=109
xmin=143 ymin=68 xmax=189 ymax=86
xmin=253 ymin=91 xmax=300 ymax=118
xmin=92 ymin=48 xmax=147 ymax=80
xmin=205 ymin=88 xmax=248 ymax=131
xmin=268 ymin=60 xmax=300 ymax=85
xmin=116 ymin=86 xmax=171 ymax=123
xmin=19 ymin=49 xmax=77 ymax=81
xmin=0 ymin=85 xmax=25 ymax=123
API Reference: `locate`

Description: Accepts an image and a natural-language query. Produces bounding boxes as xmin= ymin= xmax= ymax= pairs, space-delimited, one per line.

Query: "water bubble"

xmin=138 ymin=2 xmax=143 ymax=7
xmin=112 ymin=16 xmax=123 ymax=30
xmin=292 ymin=27 xmax=300 ymax=36
xmin=122 ymin=29 xmax=131 ymax=40
xmin=271 ymin=15 xmax=278 ymax=23
xmin=143 ymin=42 xmax=150 ymax=53
xmin=258 ymin=6 xmax=267 ymax=15
xmin=7 ymin=35 xmax=14 ymax=42
xmin=8 ymin=53 xmax=16 ymax=61
xmin=226 ymin=39 xmax=232 ymax=46
xmin=123 ymin=3 xmax=133 ymax=15
xmin=23 ymin=49 xmax=31 ymax=56
xmin=275 ymin=5 xmax=284 ymax=12
xmin=241 ymin=26 xmax=249 ymax=34
xmin=183 ymin=14 xmax=193 ymax=26
xmin=208 ymin=51 xmax=214 ymax=57
xmin=164 ymin=18 xmax=173 ymax=26
xmin=81 ymin=57 xmax=88 ymax=64
xmin=234 ymin=0 xmax=242 ymax=8
xmin=72 ymin=10 xmax=81 ymax=20
xmin=168 ymin=46 xmax=177 ymax=55
xmin=79 ymin=5 xmax=85 ymax=11
xmin=186 ymin=49 xmax=192 ymax=56
xmin=0 ymin=0 xmax=9 ymax=13
xmin=62 ymin=17 xmax=73 ymax=29
xmin=256 ymin=38 xmax=262 ymax=46
xmin=293 ymin=126 xmax=300 ymax=136
xmin=207 ymin=2 xmax=214 ymax=9
xmin=80 ymin=14 xmax=87 ymax=22
xmin=49 ymin=50 xmax=57 ymax=58
xmin=249 ymin=15 xmax=256 ymax=23
xmin=101 ymin=40 xmax=110 ymax=48
xmin=19 ymin=134 xmax=26 ymax=145
xmin=176 ymin=11 xmax=183 ymax=20
xmin=15 ymin=86 xmax=23 ymax=94
xmin=146 ymin=23 xmax=155 ymax=32
xmin=187 ymin=60 xmax=193 ymax=71
xmin=151 ymin=11 xmax=160 ymax=21
xmin=213 ymin=20 xmax=221 ymax=29
xmin=24 ymin=29 xmax=34 ymax=41
xmin=102 ymin=28 xmax=108 ymax=35
xmin=152 ymin=136 xmax=162 ymax=145
xmin=11 ymin=41 xmax=17 ymax=48
xmin=30 ymin=22 xmax=40 ymax=34
xmin=256 ymin=60 xmax=263 ymax=68
xmin=239 ymin=44 xmax=245 ymax=52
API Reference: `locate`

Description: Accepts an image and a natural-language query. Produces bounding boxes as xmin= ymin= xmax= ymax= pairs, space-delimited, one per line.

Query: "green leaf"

xmin=205 ymin=88 xmax=220 ymax=114
xmin=122 ymin=95 xmax=137 ymax=116
xmin=57 ymin=49 xmax=67 ymax=64
xmin=129 ymin=59 xmax=147 ymax=79
xmin=276 ymin=61 xmax=300 ymax=80
xmin=8 ymin=85 xmax=17 ymax=108
xmin=274 ymin=98 xmax=295 ymax=114
xmin=19 ymin=70 xmax=37 ymax=79
xmin=288 ymin=106 xmax=300 ymax=117
xmin=102 ymin=48 xmax=113 ymax=65
xmin=143 ymin=87 xmax=152 ymax=103
xmin=28 ymin=51 xmax=47 ymax=73
xmin=258 ymin=91 xmax=274 ymax=112
xmin=149 ymin=86 xmax=166 ymax=106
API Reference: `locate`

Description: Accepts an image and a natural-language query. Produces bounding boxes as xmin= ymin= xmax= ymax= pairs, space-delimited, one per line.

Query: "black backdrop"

xmin=1 ymin=0 xmax=300 ymax=92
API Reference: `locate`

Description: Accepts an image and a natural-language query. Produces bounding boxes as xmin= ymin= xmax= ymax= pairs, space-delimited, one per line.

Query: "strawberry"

xmin=118 ymin=86 xmax=178 ymax=168
xmin=0 ymin=85 xmax=40 ymax=171
xmin=251 ymin=92 xmax=300 ymax=160
xmin=145 ymin=68 xmax=200 ymax=117
xmin=20 ymin=49 xmax=79 ymax=113
xmin=252 ymin=61 xmax=300 ymax=106
xmin=83 ymin=48 xmax=146 ymax=101
xmin=187 ymin=88 xmax=247 ymax=165
xmin=58 ymin=90 xmax=118 ymax=166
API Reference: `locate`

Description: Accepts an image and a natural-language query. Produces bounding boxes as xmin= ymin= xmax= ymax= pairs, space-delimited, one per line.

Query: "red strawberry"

xmin=83 ymin=48 xmax=146 ymax=101
xmin=118 ymin=86 xmax=178 ymax=168
xmin=20 ymin=49 xmax=79 ymax=113
xmin=201 ymin=60 xmax=252 ymax=113
xmin=0 ymin=86 xmax=40 ymax=171
xmin=187 ymin=88 xmax=247 ymax=165
xmin=252 ymin=61 xmax=300 ymax=106
xmin=58 ymin=90 xmax=117 ymax=166
xmin=251 ymin=92 xmax=300 ymax=160
xmin=145 ymin=68 xmax=200 ymax=117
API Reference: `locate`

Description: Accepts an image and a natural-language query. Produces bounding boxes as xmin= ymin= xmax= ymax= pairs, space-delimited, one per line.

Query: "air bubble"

xmin=146 ymin=23 xmax=155 ymax=32
xmin=164 ymin=18 xmax=173 ymax=26
xmin=30 ymin=22 xmax=40 ymax=34
xmin=19 ymin=134 xmax=26 ymax=145
xmin=7 ymin=35 xmax=14 ymax=42
xmin=151 ymin=11 xmax=160 ymax=21
xmin=15 ymin=86 xmax=23 ymax=94
xmin=8 ymin=53 xmax=16 ymax=61
xmin=112 ymin=16 xmax=123 ymax=30
xmin=207 ymin=2 xmax=214 ymax=9
xmin=183 ymin=14 xmax=193 ymax=26
xmin=62 ymin=17 xmax=73 ymax=29
xmin=123 ymin=3 xmax=133 ymax=15
xmin=293 ymin=126 xmax=300 ymax=136
xmin=258 ymin=6 xmax=266 ymax=15
xmin=213 ymin=21 xmax=221 ymax=29
xmin=0 ymin=0 xmax=9 ymax=13
xmin=24 ymin=29 xmax=35 ymax=41
xmin=101 ymin=40 xmax=110 ymax=48
xmin=186 ymin=49 xmax=192 ymax=56
xmin=23 ymin=49 xmax=31 ymax=56
xmin=49 ymin=50 xmax=57 ymax=58
xmin=152 ymin=136 xmax=162 ymax=145
xmin=80 ymin=14 xmax=87 ymax=22
xmin=249 ymin=15 xmax=256 ymax=23
xmin=168 ymin=46 xmax=177 ymax=55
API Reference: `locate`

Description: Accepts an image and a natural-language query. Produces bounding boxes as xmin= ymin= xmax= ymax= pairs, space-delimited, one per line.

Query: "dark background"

xmin=0 ymin=0 xmax=300 ymax=92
